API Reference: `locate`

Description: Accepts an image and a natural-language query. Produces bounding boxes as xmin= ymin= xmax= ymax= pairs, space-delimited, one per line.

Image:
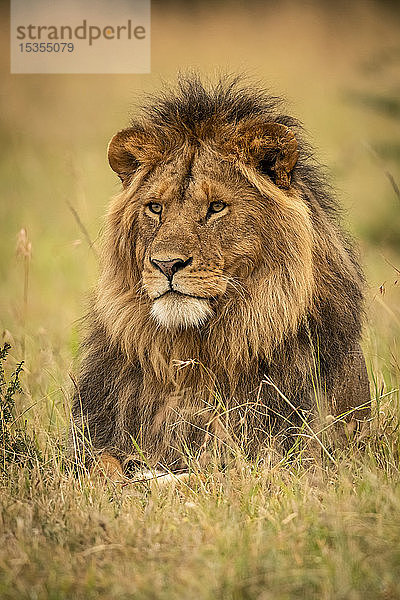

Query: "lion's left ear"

xmin=237 ymin=122 xmax=299 ymax=189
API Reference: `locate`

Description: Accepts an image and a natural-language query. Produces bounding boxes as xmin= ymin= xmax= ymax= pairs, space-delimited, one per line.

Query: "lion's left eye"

xmin=208 ymin=201 xmax=226 ymax=214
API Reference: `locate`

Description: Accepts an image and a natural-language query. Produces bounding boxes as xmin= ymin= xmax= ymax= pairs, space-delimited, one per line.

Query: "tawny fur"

xmin=72 ymin=75 xmax=370 ymax=472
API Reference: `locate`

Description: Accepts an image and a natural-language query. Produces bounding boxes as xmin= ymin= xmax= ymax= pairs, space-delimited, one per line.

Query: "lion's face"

xmin=135 ymin=152 xmax=264 ymax=329
xmin=106 ymin=115 xmax=311 ymax=337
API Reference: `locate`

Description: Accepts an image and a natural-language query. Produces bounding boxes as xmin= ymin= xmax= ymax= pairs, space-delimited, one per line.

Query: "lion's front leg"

xmin=90 ymin=452 xmax=126 ymax=483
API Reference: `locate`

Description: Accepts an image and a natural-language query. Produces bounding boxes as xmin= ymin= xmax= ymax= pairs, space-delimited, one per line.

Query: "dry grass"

xmin=1 ymin=1 xmax=400 ymax=598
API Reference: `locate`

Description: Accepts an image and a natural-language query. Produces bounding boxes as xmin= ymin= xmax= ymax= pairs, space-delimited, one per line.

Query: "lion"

xmin=71 ymin=75 xmax=370 ymax=479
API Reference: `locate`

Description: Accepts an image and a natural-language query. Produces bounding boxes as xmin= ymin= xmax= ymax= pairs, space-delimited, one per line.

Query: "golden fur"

xmin=72 ymin=76 xmax=370 ymax=472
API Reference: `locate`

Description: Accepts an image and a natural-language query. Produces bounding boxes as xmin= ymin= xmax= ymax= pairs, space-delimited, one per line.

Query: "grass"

xmin=1 ymin=1 xmax=400 ymax=598
xmin=1 ymin=422 xmax=400 ymax=599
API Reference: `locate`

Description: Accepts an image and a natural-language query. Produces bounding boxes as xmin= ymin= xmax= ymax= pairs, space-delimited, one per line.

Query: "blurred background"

xmin=0 ymin=0 xmax=399 ymax=428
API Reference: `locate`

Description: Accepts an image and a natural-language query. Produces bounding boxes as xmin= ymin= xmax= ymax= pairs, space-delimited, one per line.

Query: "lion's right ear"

xmin=107 ymin=128 xmax=147 ymax=185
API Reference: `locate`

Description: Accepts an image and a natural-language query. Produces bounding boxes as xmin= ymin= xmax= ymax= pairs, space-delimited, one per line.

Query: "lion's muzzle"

xmin=144 ymin=254 xmax=219 ymax=329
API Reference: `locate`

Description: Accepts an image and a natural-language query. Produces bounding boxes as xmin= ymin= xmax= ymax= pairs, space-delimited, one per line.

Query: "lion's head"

xmin=100 ymin=77 xmax=318 ymax=339
xmin=111 ymin=123 xmax=311 ymax=330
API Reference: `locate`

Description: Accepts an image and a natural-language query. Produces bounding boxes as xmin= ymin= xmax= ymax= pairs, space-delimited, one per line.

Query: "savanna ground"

xmin=1 ymin=2 xmax=400 ymax=598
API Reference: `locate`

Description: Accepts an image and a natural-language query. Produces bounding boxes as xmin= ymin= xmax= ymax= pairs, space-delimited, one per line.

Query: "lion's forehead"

xmin=141 ymin=150 xmax=244 ymax=205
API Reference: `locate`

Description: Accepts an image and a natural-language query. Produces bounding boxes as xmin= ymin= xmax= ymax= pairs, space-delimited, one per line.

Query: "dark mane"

xmin=141 ymin=74 xmax=285 ymax=127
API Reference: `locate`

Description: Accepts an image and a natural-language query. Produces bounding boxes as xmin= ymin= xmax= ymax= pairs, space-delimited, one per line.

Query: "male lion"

xmin=72 ymin=75 xmax=370 ymax=479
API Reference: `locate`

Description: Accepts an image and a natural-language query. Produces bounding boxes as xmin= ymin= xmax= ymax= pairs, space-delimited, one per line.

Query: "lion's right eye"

xmin=148 ymin=202 xmax=162 ymax=215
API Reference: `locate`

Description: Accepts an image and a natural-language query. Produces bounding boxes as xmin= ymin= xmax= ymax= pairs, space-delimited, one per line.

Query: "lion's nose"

xmin=150 ymin=257 xmax=192 ymax=280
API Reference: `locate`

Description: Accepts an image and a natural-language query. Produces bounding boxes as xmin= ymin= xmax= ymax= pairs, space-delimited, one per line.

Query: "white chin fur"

xmin=151 ymin=294 xmax=213 ymax=329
